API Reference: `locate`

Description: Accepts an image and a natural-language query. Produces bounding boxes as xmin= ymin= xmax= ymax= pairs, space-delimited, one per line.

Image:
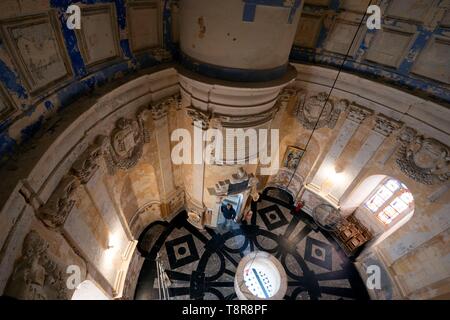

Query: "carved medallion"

xmin=295 ymin=92 xmax=342 ymax=129
xmin=105 ymin=117 xmax=146 ymax=173
xmin=396 ymin=127 xmax=450 ymax=185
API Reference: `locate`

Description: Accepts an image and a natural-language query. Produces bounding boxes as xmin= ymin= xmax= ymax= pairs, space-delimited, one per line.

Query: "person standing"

xmin=221 ymin=203 xmax=236 ymax=229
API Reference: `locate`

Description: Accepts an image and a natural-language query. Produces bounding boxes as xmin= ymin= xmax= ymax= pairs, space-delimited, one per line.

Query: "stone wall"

xmin=267 ymin=63 xmax=449 ymax=299
xmin=0 ymin=63 xmax=448 ymax=300
xmin=0 ymin=67 xmax=182 ymax=299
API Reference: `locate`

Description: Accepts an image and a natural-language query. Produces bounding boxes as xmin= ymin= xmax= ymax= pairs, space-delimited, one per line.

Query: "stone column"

xmin=329 ymin=115 xmax=402 ymax=201
xmin=309 ymin=104 xmax=373 ymax=192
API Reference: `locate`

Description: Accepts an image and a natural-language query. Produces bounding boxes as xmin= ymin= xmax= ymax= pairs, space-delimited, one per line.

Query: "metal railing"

xmin=155 ymin=252 xmax=171 ymax=300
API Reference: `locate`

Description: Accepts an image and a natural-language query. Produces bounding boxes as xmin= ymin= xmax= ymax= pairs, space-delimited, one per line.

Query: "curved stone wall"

xmin=0 ymin=64 xmax=449 ymax=300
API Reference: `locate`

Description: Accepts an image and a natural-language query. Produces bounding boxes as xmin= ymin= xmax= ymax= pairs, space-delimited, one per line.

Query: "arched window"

xmin=364 ymin=178 xmax=414 ymax=225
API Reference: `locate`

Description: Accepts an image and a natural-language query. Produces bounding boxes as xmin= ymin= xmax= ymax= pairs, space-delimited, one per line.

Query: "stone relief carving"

xmin=151 ymin=99 xmax=170 ymax=120
xmin=4 ymin=231 xmax=68 ymax=300
xmin=71 ymin=137 xmax=108 ymax=184
xmin=104 ymin=116 xmax=148 ymax=174
xmin=151 ymin=94 xmax=182 ymax=120
xmin=37 ymin=175 xmax=80 ymax=229
xmin=347 ymin=103 xmax=373 ymax=123
xmin=186 ymin=107 xmax=211 ymax=130
xmin=174 ymin=93 xmax=183 ymax=110
xmin=373 ymin=114 xmax=402 ymax=137
xmin=396 ymin=127 xmax=450 ymax=185
xmin=36 ymin=110 xmax=153 ymax=228
xmin=295 ymin=92 xmax=342 ymax=129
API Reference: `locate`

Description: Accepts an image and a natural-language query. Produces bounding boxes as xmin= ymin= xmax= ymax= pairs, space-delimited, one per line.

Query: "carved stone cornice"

xmin=373 ymin=115 xmax=402 ymax=137
xmin=37 ymin=175 xmax=79 ymax=229
xmin=396 ymin=127 xmax=450 ymax=185
xmin=347 ymin=103 xmax=373 ymax=124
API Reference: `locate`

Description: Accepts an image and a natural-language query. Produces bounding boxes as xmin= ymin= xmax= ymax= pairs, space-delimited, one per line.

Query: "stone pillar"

xmin=329 ymin=115 xmax=402 ymax=201
xmin=309 ymin=104 xmax=373 ymax=193
xmin=151 ymin=99 xmax=177 ymax=218
xmin=185 ymin=108 xmax=210 ymax=228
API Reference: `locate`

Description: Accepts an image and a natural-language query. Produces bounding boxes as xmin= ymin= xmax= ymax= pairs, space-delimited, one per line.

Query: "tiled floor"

xmin=134 ymin=194 xmax=369 ymax=300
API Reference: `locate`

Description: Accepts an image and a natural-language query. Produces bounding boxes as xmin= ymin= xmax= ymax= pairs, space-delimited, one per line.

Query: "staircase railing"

xmin=155 ymin=252 xmax=171 ymax=300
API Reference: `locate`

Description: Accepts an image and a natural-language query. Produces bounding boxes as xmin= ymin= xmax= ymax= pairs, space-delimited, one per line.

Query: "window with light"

xmin=364 ymin=178 xmax=414 ymax=225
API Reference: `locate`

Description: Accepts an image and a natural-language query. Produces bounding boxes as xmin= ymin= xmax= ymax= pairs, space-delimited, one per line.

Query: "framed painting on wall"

xmin=282 ymin=146 xmax=305 ymax=171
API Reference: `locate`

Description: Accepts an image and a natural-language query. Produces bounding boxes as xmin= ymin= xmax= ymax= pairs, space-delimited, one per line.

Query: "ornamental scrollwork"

xmin=396 ymin=127 xmax=450 ymax=185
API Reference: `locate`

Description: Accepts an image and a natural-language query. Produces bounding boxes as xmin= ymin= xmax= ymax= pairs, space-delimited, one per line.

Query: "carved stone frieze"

xmin=396 ymin=127 xmax=450 ymax=184
xmin=4 ymin=231 xmax=69 ymax=300
xmin=37 ymin=175 xmax=80 ymax=229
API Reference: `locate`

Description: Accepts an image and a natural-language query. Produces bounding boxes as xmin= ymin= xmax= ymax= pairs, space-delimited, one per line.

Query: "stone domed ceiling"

xmin=0 ymin=0 xmax=449 ymax=163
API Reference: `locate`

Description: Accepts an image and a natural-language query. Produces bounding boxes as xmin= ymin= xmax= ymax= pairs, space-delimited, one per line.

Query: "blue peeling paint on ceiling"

xmin=0 ymin=0 xmax=448 ymax=162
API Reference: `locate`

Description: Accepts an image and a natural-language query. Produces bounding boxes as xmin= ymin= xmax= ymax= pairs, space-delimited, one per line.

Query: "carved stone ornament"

xmin=71 ymin=137 xmax=107 ymax=184
xmin=4 ymin=231 xmax=69 ymax=300
xmin=373 ymin=114 xmax=402 ymax=137
xmin=347 ymin=103 xmax=373 ymax=123
xmin=186 ymin=107 xmax=211 ymax=130
xmin=151 ymin=99 xmax=171 ymax=120
xmin=396 ymin=127 xmax=450 ymax=185
xmin=295 ymin=92 xmax=342 ymax=130
xmin=37 ymin=175 xmax=80 ymax=229
xmin=104 ymin=116 xmax=147 ymax=174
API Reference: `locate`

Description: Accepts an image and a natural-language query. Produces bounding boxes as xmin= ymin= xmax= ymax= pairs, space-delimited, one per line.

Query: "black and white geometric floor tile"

xmin=134 ymin=194 xmax=370 ymax=300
